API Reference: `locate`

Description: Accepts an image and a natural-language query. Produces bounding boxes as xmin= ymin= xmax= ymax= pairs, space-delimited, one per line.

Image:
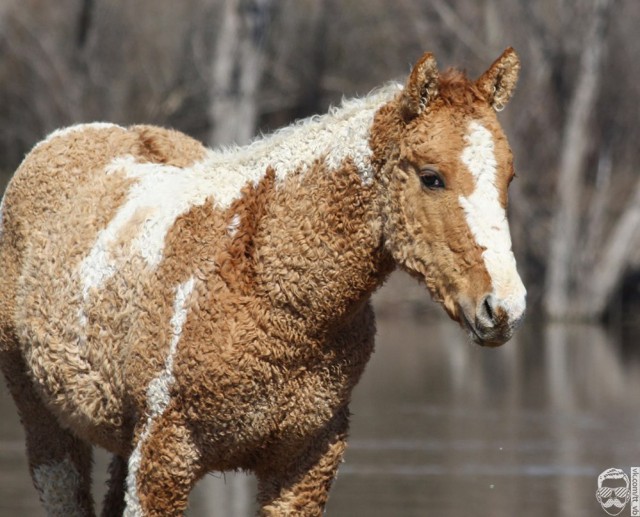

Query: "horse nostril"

xmin=468 ymin=293 xmax=525 ymax=345
xmin=477 ymin=295 xmax=497 ymax=328
xmin=483 ymin=297 xmax=494 ymax=322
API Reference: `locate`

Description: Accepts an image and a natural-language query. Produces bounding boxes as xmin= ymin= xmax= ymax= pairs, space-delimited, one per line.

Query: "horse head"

xmin=373 ymin=48 xmax=526 ymax=346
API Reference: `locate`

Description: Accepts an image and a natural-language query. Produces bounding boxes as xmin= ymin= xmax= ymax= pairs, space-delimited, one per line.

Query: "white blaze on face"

xmin=458 ymin=121 xmax=526 ymax=319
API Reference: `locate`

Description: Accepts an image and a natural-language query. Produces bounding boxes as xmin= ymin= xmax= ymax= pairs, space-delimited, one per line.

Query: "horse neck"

xmin=211 ymin=86 xmax=400 ymax=334
xmin=212 ymin=82 xmax=401 ymax=185
xmin=251 ymin=161 xmax=394 ymax=336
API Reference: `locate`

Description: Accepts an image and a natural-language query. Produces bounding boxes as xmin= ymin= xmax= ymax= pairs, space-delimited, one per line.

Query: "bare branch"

xmin=429 ymin=0 xmax=493 ymax=62
xmin=209 ymin=0 xmax=273 ymax=146
xmin=577 ymin=146 xmax=612 ymax=282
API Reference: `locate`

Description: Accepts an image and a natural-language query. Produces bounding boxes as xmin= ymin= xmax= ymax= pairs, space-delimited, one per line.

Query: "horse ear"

xmin=476 ymin=47 xmax=520 ymax=111
xmin=400 ymin=52 xmax=439 ymax=121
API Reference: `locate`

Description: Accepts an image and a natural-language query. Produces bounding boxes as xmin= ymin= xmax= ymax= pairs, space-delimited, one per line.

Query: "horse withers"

xmin=0 ymin=48 xmax=525 ymax=516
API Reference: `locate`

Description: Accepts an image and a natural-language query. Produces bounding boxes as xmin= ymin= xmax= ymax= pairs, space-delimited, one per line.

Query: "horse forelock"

xmin=436 ymin=69 xmax=486 ymax=110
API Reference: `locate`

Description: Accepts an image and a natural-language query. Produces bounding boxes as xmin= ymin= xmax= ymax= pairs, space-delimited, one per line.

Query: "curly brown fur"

xmin=0 ymin=49 xmax=525 ymax=516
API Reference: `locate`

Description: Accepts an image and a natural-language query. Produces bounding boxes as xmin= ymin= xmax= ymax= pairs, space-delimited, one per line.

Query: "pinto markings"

xmin=79 ymin=86 xmax=399 ymax=301
xmin=79 ymin=156 xmax=215 ymax=299
xmin=124 ymin=276 xmax=196 ymax=517
xmin=458 ymin=121 xmax=526 ymax=317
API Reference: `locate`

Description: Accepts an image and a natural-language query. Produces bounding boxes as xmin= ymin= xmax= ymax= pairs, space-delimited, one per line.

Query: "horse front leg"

xmin=256 ymin=410 xmax=349 ymax=516
xmin=123 ymin=410 xmax=202 ymax=517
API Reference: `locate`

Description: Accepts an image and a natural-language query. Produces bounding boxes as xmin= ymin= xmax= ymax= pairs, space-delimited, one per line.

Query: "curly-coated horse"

xmin=0 ymin=48 xmax=525 ymax=516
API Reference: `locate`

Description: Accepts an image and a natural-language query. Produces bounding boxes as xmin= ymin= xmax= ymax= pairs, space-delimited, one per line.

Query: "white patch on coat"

xmin=227 ymin=214 xmax=241 ymax=238
xmin=39 ymin=122 xmax=123 ymax=148
xmin=146 ymin=277 xmax=195 ymax=415
xmin=79 ymin=156 xmax=213 ymax=298
xmin=79 ymin=85 xmax=399 ymax=299
xmin=33 ymin=458 xmax=84 ymax=517
xmin=218 ymin=83 xmax=400 ymax=186
xmin=124 ymin=277 xmax=195 ymax=517
xmin=458 ymin=121 xmax=526 ymax=318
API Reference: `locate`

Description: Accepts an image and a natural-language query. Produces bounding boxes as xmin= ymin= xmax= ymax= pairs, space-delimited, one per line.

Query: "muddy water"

xmin=2 ymin=309 xmax=640 ymax=516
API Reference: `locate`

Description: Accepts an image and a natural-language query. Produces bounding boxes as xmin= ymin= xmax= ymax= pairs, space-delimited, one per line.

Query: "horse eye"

xmin=419 ymin=169 xmax=445 ymax=190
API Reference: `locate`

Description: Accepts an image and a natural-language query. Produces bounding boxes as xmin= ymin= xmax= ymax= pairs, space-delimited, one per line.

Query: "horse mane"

xmin=437 ymin=68 xmax=486 ymax=109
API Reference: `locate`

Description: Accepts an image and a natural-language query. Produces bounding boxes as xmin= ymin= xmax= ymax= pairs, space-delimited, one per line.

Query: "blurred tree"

xmin=209 ymin=0 xmax=273 ymax=146
xmin=76 ymin=0 xmax=95 ymax=49
xmin=544 ymin=0 xmax=616 ymax=319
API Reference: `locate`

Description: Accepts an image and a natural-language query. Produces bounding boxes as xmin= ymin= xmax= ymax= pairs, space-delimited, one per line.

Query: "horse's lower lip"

xmin=459 ymin=310 xmax=507 ymax=347
xmin=460 ymin=311 xmax=484 ymax=344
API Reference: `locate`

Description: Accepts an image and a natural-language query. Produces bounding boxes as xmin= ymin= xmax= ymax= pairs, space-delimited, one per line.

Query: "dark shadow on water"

xmin=2 ymin=308 xmax=640 ymax=516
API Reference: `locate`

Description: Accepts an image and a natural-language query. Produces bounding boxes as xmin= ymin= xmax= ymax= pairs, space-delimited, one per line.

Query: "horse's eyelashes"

xmin=419 ymin=168 xmax=446 ymax=190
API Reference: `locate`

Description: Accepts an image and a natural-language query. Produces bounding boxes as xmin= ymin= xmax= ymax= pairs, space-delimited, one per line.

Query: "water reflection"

xmin=2 ymin=311 xmax=640 ymax=516
xmin=328 ymin=316 xmax=640 ymax=517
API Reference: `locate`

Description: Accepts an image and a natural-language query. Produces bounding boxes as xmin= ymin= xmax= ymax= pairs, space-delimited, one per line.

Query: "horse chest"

xmin=167 ymin=319 xmax=373 ymax=466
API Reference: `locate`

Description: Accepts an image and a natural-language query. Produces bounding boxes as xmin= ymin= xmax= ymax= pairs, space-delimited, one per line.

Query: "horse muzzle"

xmin=458 ymin=292 xmax=526 ymax=347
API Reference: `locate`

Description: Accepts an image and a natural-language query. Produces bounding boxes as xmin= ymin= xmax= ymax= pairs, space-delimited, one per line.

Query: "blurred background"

xmin=1 ymin=0 xmax=640 ymax=515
